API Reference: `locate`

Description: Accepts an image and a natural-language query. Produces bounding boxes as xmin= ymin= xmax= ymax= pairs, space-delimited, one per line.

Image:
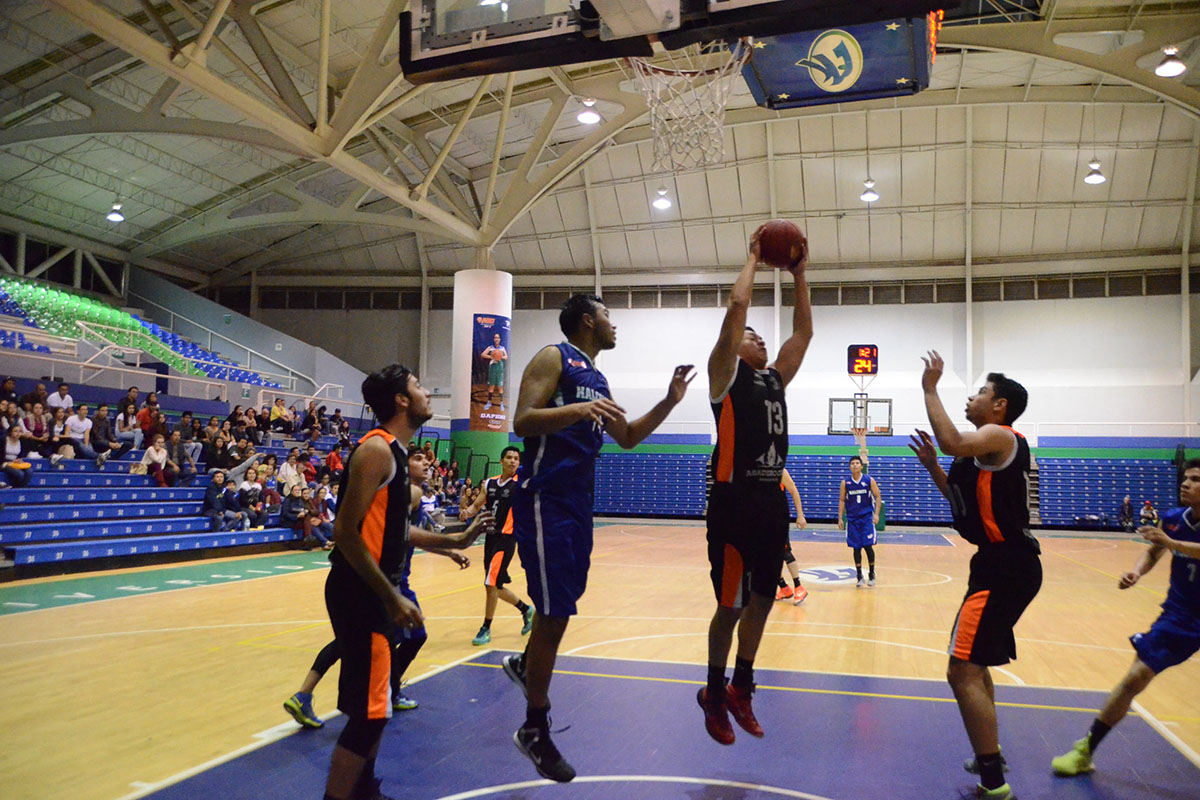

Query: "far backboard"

xmin=829 ymin=396 xmax=892 ymax=436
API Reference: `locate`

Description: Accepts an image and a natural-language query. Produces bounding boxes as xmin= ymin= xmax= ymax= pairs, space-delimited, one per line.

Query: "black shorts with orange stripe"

xmin=707 ymin=483 xmax=788 ymax=609
xmin=948 ymin=547 xmax=1043 ymax=666
xmin=325 ymin=564 xmax=394 ymax=721
xmin=483 ymin=532 xmax=516 ymax=588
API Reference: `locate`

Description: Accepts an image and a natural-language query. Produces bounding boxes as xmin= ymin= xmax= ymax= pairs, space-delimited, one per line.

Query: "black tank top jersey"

xmin=484 ymin=475 xmax=517 ymax=535
xmin=710 ymin=358 xmax=788 ymax=486
xmin=946 ymin=427 xmax=1040 ymax=553
xmin=329 ymin=428 xmax=412 ymax=582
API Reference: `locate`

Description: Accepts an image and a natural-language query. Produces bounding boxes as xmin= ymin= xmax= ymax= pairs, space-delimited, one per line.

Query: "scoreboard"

xmin=847 ymin=344 xmax=879 ymax=375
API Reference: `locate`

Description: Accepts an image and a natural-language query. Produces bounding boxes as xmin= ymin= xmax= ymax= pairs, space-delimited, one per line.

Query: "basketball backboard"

xmin=829 ymin=396 xmax=893 ymax=436
xmin=399 ymin=0 xmax=956 ymax=84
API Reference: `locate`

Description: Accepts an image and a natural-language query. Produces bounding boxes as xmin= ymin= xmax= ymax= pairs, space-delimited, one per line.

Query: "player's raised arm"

xmin=909 ymin=429 xmax=951 ymax=501
xmin=605 ymin=365 xmax=695 ymax=449
xmin=920 ymin=350 xmax=1013 ymax=460
xmin=769 ymin=244 xmax=813 ymax=388
xmin=513 ymin=345 xmax=624 ymax=437
xmin=708 ymin=233 xmax=760 ymax=399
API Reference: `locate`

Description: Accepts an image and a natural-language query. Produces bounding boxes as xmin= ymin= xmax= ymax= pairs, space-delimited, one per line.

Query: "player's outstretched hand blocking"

xmin=667 ymin=365 xmax=696 ymax=404
xmin=462 ymin=510 xmax=495 ymax=545
xmin=908 ymin=429 xmax=938 ymax=471
xmin=920 ymin=350 xmax=944 ymax=392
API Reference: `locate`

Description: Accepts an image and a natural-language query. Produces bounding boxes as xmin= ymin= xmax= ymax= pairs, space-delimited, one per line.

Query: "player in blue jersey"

xmin=501 ymin=293 xmax=694 ymax=782
xmin=838 ymin=453 xmax=882 ymax=587
xmin=1052 ymin=459 xmax=1200 ymax=778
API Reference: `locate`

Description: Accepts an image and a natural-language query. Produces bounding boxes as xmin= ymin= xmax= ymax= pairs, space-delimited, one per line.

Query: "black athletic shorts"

xmin=949 ymin=547 xmax=1043 ymax=666
xmin=707 ymin=483 xmax=789 ymax=609
xmin=483 ymin=532 xmax=516 ymax=588
xmin=325 ymin=564 xmax=393 ymax=720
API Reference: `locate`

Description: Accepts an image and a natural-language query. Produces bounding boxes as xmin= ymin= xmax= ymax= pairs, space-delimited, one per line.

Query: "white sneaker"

xmin=868 ymin=574 xmax=876 ymax=587
xmin=856 ymin=577 xmax=866 ymax=588
xmin=50 ymin=453 xmax=63 ymax=465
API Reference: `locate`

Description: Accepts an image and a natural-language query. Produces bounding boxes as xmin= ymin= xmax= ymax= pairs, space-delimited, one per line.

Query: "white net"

xmin=626 ymin=38 xmax=753 ymax=172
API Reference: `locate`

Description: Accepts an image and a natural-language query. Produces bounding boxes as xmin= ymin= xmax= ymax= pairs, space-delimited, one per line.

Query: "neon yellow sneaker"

xmin=974 ymin=783 xmax=1014 ymax=799
xmin=1051 ymin=736 xmax=1095 ymax=776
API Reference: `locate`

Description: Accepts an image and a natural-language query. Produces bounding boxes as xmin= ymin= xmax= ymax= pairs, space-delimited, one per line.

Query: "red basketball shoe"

xmin=725 ymin=683 xmax=764 ymax=738
xmin=696 ymin=687 xmax=735 ymax=745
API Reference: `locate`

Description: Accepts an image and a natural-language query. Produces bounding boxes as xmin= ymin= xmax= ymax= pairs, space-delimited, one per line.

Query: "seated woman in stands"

xmin=281 ymin=484 xmax=331 ymax=549
xmin=150 ymin=410 xmax=171 ymax=443
xmin=115 ymin=400 xmax=142 ymax=451
xmin=2 ymin=401 xmax=25 ymax=438
xmin=238 ymin=467 xmax=270 ymax=528
xmin=1 ymin=424 xmax=33 ymax=488
xmin=446 ymin=459 xmax=461 ymax=483
xmin=135 ymin=394 xmax=159 ymax=441
xmin=242 ymin=406 xmax=261 ymax=445
xmin=190 ymin=416 xmax=206 ymax=446
xmin=315 ymin=484 xmax=336 ymax=522
xmin=269 ymin=398 xmax=293 ymax=434
xmin=22 ymin=401 xmax=49 ymax=455
xmin=202 ymin=415 xmax=221 ymax=443
xmin=278 ymin=448 xmax=305 ymax=495
xmin=141 ymin=433 xmax=179 ymax=487
xmin=260 ymin=462 xmax=283 ymax=511
xmin=304 ymin=486 xmax=335 ymax=546
xmin=322 ymin=442 xmax=344 ymax=483
xmin=45 ymin=406 xmax=75 ymax=464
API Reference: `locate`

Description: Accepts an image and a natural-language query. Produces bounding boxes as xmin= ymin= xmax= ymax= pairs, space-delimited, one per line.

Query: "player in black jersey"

xmin=699 ymin=226 xmax=813 ymax=745
xmin=910 ymin=352 xmax=1038 ymax=800
xmin=320 ymin=364 xmax=490 ymax=800
xmin=460 ymin=445 xmax=535 ymax=645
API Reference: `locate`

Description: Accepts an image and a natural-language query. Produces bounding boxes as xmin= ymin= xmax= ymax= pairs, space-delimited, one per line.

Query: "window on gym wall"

xmin=1071 ymin=276 xmax=1105 ymax=298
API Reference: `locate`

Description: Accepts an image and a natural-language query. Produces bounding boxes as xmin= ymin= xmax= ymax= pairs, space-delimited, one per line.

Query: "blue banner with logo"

xmin=470 ymin=313 xmax=510 ymax=432
xmin=742 ymin=17 xmax=933 ymax=110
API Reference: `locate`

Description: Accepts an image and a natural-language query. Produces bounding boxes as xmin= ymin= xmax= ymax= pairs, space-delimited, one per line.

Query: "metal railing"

xmin=129 ymin=290 xmax=313 ymax=390
xmin=0 ymin=346 xmax=230 ymax=401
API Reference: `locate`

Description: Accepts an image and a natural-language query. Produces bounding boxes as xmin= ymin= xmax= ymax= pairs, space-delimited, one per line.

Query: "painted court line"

xmin=112 ymin=650 xmax=485 ymax=800
xmin=435 ymin=775 xmax=837 ymax=800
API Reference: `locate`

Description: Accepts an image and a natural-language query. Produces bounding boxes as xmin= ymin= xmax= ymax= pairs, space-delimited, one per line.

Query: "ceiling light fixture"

xmin=1083 ymin=160 xmax=1107 ymax=185
xmin=1155 ymin=45 xmax=1187 ymax=78
xmin=652 ymin=186 xmax=672 ymax=210
xmin=106 ymin=200 xmax=124 ymax=223
xmin=859 ymin=179 xmax=879 ymax=203
xmin=860 ymin=111 xmax=879 ymax=204
xmin=577 ymin=98 xmax=601 ymax=125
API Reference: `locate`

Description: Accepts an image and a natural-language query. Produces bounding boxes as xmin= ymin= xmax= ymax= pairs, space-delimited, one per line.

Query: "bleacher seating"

xmin=0 ymin=278 xmax=282 ymax=388
xmin=1 ymin=456 xmax=298 ymax=568
xmin=1038 ymin=458 xmax=1177 ymax=528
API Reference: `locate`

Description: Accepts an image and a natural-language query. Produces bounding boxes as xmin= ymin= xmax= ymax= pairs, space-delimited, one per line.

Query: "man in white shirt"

xmin=64 ymin=404 xmax=102 ymax=462
xmin=47 ymin=383 xmax=74 ymax=412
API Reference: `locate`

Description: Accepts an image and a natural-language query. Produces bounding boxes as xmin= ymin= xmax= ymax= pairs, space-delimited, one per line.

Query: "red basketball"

xmin=757 ymin=219 xmax=807 ymax=270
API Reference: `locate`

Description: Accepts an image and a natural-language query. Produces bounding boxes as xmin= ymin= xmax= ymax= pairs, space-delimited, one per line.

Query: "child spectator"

xmin=203 ymin=470 xmax=244 ymax=531
xmin=141 ymin=433 xmax=178 ymax=487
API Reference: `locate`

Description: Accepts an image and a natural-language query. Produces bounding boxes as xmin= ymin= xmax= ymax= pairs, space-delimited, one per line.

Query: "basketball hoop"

xmin=625 ymin=38 xmax=753 ymax=172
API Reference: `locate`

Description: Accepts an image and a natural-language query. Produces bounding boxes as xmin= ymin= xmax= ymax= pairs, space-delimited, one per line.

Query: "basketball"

xmin=757 ymin=219 xmax=807 ymax=270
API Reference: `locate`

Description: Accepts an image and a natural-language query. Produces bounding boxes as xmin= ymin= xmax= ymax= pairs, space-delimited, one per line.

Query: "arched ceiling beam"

xmin=937 ymin=12 xmax=1200 ymax=117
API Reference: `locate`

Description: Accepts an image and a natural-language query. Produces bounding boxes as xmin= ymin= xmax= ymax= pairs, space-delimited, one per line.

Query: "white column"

xmin=450 ymin=269 xmax=513 ymax=425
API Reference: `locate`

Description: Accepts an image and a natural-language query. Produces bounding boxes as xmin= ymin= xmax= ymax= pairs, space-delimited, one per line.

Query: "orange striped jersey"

xmin=330 ymin=428 xmax=412 ymax=583
xmin=483 ymin=474 xmax=517 ymax=535
xmin=946 ymin=427 xmax=1040 ymax=553
xmin=710 ymin=358 xmax=788 ymax=486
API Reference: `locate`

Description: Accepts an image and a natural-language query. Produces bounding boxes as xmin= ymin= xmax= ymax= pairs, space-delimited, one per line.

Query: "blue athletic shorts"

xmin=1131 ymin=612 xmax=1200 ymax=674
xmin=846 ymin=516 xmax=877 ymax=548
xmin=513 ymin=488 xmax=592 ymax=617
xmin=386 ymin=582 xmax=425 ymax=642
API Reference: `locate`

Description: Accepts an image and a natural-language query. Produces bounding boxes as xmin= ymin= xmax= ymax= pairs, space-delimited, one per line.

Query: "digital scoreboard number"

xmin=847 ymin=344 xmax=879 ymax=375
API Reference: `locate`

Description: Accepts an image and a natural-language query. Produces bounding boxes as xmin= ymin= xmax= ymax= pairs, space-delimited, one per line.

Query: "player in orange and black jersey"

xmin=909 ymin=353 xmax=1039 ymax=800
xmin=460 ymin=445 xmax=535 ymax=646
xmin=698 ymin=225 xmax=813 ymax=746
xmin=320 ymin=364 xmax=490 ymax=800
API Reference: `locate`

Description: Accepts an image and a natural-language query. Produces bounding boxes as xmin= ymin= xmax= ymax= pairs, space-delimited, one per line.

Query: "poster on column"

xmin=470 ymin=313 xmax=510 ymax=432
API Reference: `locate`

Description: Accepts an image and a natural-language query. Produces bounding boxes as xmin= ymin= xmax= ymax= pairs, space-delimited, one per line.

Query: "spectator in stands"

xmin=263 ymin=453 xmax=278 ymax=472
xmin=174 ymin=411 xmax=202 ymax=464
xmin=46 ymin=406 xmax=75 ymax=464
xmin=142 ymin=433 xmax=178 ymax=487
xmin=47 ymin=382 xmax=73 ymax=412
xmin=1140 ymin=500 xmax=1159 ymax=527
xmin=203 ymin=415 xmax=220 ymax=442
xmin=316 ymin=484 xmax=336 ymax=522
xmin=303 ymin=486 xmax=335 ymax=547
xmin=227 ymin=405 xmax=244 ymax=429
xmin=279 ymin=448 xmax=304 ymax=495
xmin=167 ymin=430 xmax=198 ymax=486
xmin=190 ymin=417 xmax=205 ymax=445
xmin=150 ymin=410 xmax=171 ymax=443
xmin=238 ymin=467 xmax=269 ymax=528
xmin=443 ymin=477 xmax=460 ymax=507
xmin=22 ymin=401 xmax=50 ymax=458
xmin=19 ymin=381 xmax=47 ymax=412
xmin=0 ymin=376 xmax=18 ymax=405
xmin=281 ymin=484 xmax=325 ymax=549
xmin=122 ymin=385 xmax=139 ymax=410
xmin=91 ymin=402 xmax=133 ymax=463
xmin=327 ymin=408 xmax=344 ymax=433
xmin=203 ymin=432 xmax=227 ymax=470
xmin=422 ymin=440 xmax=435 ymax=464
xmin=221 ymin=476 xmax=250 ymax=530
xmin=420 ymin=484 xmax=446 ymax=530
xmin=64 ymin=404 xmax=102 ymax=463
xmin=1 ymin=400 xmax=23 ymax=438
xmin=242 ymin=406 xmax=261 ymax=445
xmin=212 ymin=436 xmax=261 ymax=484
xmin=260 ymin=462 xmax=283 ymax=511
xmin=203 ymin=470 xmax=244 ymax=531
xmin=270 ymin=398 xmax=293 ymax=434
xmin=447 ymin=459 xmax=461 ymax=483
xmin=300 ymin=444 xmax=318 ymax=487
xmin=136 ymin=394 xmax=159 ymax=440
xmin=323 ymin=442 xmax=344 ymax=483
xmin=1118 ymin=495 xmax=1135 ymax=532
xmin=116 ymin=400 xmax=142 ymax=450
xmin=1 ymin=424 xmax=33 ymax=488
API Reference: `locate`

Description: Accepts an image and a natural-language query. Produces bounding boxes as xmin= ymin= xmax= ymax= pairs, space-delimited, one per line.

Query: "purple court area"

xmin=790 ymin=529 xmax=954 ymax=547
xmin=146 ymin=652 xmax=1198 ymax=800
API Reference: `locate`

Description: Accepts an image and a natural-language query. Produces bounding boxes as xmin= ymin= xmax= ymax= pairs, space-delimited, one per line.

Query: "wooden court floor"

xmin=2 ymin=522 xmax=1197 ymax=800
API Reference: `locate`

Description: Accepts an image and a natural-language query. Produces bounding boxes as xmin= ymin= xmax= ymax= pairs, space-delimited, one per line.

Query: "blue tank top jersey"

xmin=845 ymin=474 xmax=874 ymax=518
xmin=519 ymin=342 xmax=612 ymax=498
xmin=1160 ymin=506 xmax=1200 ymax=624
xmin=391 ymin=489 xmax=421 ymax=589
